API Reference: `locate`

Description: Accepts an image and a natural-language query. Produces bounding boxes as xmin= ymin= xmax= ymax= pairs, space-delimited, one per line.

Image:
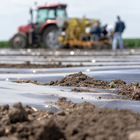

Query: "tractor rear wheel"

xmin=43 ymin=25 xmax=62 ymax=49
xmin=10 ymin=33 xmax=27 ymax=49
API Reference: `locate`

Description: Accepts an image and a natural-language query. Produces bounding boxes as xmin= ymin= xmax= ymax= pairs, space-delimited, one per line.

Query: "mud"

xmin=0 ymin=62 xmax=82 ymax=68
xmin=0 ymin=98 xmax=140 ymax=140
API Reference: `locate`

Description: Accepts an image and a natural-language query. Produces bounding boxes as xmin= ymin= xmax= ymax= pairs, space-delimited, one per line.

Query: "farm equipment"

xmin=58 ymin=18 xmax=111 ymax=49
xmin=10 ymin=3 xmax=67 ymax=49
xmin=10 ymin=3 xmax=111 ymax=49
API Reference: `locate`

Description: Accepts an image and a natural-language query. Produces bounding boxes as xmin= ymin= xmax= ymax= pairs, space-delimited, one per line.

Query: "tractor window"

xmin=37 ymin=9 xmax=48 ymax=23
xmin=56 ymin=9 xmax=67 ymax=17
xmin=48 ymin=9 xmax=55 ymax=19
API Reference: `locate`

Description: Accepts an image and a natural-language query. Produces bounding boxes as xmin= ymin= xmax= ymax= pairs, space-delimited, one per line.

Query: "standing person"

xmin=112 ymin=16 xmax=125 ymax=50
xmin=100 ymin=24 xmax=110 ymax=40
xmin=106 ymin=25 xmax=113 ymax=44
xmin=100 ymin=24 xmax=108 ymax=37
xmin=90 ymin=21 xmax=100 ymax=43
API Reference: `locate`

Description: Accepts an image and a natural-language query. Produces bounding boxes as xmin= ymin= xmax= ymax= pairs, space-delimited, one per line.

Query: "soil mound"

xmin=1 ymin=98 xmax=140 ymax=140
xmin=47 ymin=72 xmax=126 ymax=89
xmin=13 ymin=72 xmax=111 ymax=89
xmin=13 ymin=78 xmax=140 ymax=100
xmin=13 ymin=72 xmax=126 ymax=89
xmin=47 ymin=72 xmax=109 ymax=88
xmin=114 ymin=82 xmax=140 ymax=100
xmin=13 ymin=72 xmax=140 ymax=101
xmin=54 ymin=97 xmax=140 ymax=140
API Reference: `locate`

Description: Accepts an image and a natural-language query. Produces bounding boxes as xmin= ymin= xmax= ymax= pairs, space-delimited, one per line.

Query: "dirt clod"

xmin=8 ymin=102 xmax=28 ymax=123
xmin=56 ymin=111 xmax=66 ymax=116
xmin=0 ymin=104 xmax=9 ymax=111
xmin=59 ymin=97 xmax=67 ymax=101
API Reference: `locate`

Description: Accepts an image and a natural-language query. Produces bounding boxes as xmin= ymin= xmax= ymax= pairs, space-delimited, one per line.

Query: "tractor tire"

xmin=10 ymin=33 xmax=27 ymax=49
xmin=43 ymin=25 xmax=62 ymax=49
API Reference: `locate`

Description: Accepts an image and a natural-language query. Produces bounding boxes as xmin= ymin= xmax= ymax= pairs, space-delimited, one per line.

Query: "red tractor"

xmin=10 ymin=3 xmax=67 ymax=49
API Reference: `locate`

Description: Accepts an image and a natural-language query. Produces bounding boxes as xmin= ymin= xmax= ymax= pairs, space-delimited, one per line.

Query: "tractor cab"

xmin=36 ymin=4 xmax=67 ymax=33
xmin=10 ymin=3 xmax=67 ymax=49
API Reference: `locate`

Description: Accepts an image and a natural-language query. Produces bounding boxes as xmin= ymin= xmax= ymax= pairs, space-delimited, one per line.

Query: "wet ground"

xmin=1 ymin=48 xmax=140 ymax=113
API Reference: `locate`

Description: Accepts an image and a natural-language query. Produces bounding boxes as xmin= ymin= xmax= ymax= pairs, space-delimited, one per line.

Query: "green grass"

xmin=0 ymin=41 xmax=11 ymax=48
xmin=0 ymin=41 xmax=45 ymax=48
xmin=123 ymin=39 xmax=140 ymax=48
xmin=0 ymin=39 xmax=140 ymax=48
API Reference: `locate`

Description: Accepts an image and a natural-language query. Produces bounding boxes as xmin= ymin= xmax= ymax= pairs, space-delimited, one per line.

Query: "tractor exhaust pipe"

xmin=29 ymin=8 xmax=34 ymax=45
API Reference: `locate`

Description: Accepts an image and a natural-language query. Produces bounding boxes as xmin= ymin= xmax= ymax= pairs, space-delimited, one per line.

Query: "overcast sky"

xmin=0 ymin=0 xmax=140 ymax=40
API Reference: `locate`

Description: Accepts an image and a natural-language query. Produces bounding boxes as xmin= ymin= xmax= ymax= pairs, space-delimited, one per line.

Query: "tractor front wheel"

xmin=43 ymin=25 xmax=62 ymax=49
xmin=10 ymin=33 xmax=27 ymax=49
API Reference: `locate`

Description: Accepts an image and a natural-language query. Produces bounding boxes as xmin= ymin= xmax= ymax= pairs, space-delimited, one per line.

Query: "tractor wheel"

xmin=43 ymin=25 xmax=62 ymax=49
xmin=10 ymin=33 xmax=27 ymax=49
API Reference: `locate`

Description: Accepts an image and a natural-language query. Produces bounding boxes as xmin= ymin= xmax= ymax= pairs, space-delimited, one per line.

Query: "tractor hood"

xmin=18 ymin=24 xmax=36 ymax=34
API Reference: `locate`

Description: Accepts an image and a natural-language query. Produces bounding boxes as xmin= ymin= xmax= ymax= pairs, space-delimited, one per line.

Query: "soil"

xmin=12 ymin=80 xmax=48 ymax=86
xmin=0 ymin=62 xmax=82 ymax=69
xmin=12 ymin=72 xmax=140 ymax=101
xmin=46 ymin=72 xmax=126 ymax=88
xmin=71 ymin=88 xmax=99 ymax=93
xmin=0 ymin=98 xmax=140 ymax=140
xmin=13 ymin=72 xmax=126 ymax=89
xmin=114 ymin=82 xmax=140 ymax=100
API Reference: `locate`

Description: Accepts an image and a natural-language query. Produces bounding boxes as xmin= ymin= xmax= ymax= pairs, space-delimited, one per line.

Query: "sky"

xmin=0 ymin=0 xmax=140 ymax=40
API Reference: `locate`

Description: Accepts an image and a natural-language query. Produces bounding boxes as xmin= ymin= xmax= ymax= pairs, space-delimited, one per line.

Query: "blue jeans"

xmin=90 ymin=34 xmax=99 ymax=42
xmin=112 ymin=32 xmax=123 ymax=50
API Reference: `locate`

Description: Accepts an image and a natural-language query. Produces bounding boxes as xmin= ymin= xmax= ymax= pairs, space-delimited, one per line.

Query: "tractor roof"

xmin=38 ymin=3 xmax=67 ymax=9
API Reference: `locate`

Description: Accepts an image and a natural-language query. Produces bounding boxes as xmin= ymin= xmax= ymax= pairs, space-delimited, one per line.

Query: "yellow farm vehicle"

xmin=58 ymin=17 xmax=111 ymax=49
